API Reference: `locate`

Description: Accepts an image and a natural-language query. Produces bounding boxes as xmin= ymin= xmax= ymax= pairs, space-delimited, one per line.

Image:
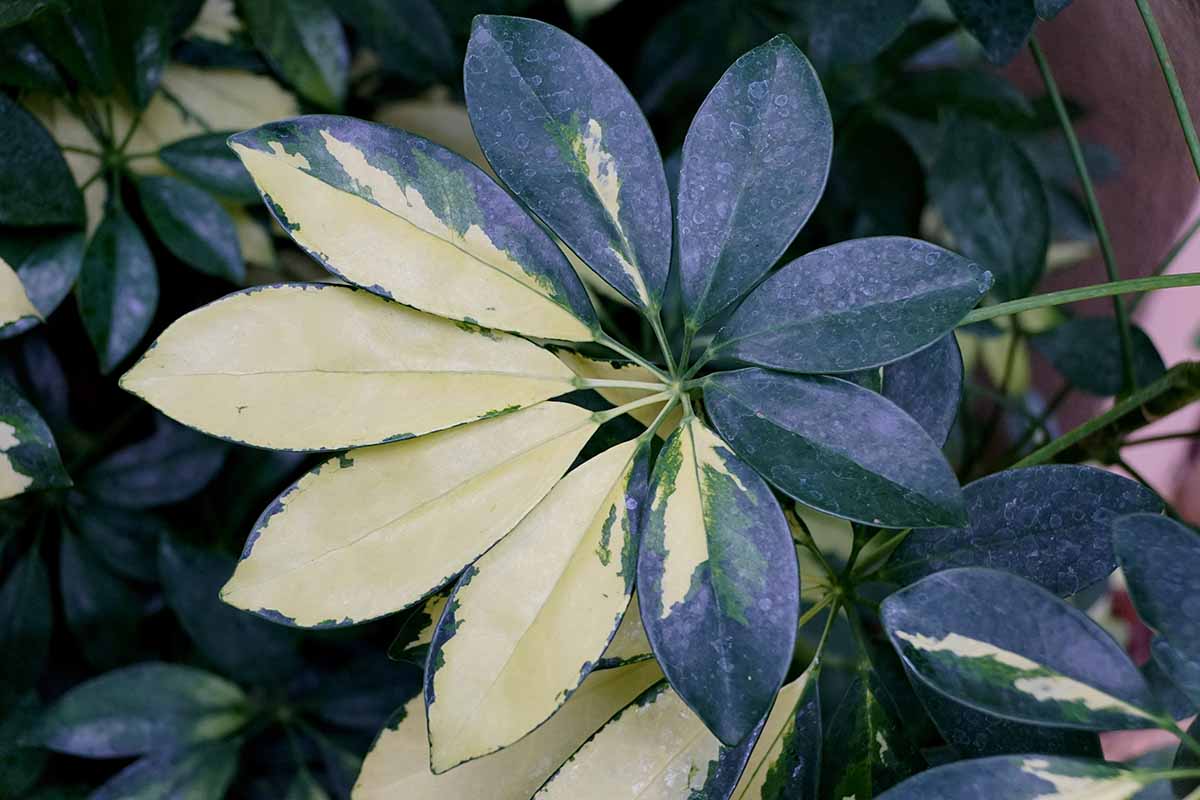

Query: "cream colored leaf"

xmin=353 ymin=659 xmax=662 ymax=800
xmin=221 ymin=402 xmax=598 ymax=626
xmin=0 ymin=257 xmax=38 ymax=329
xmin=121 ymin=283 xmax=577 ymax=450
xmin=597 ymin=593 xmax=652 ymax=668
xmin=426 ymin=440 xmax=644 ymax=772
xmin=535 ymin=683 xmax=725 ymax=799
xmin=187 ymin=0 xmax=241 ymax=44
xmin=731 ymin=666 xmax=817 ymax=799
xmin=558 ymin=352 xmax=676 ymax=436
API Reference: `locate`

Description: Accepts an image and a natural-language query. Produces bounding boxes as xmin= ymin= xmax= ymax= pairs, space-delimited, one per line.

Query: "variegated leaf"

xmin=0 ymin=256 xmax=39 ymax=332
xmin=221 ymin=402 xmax=598 ymax=627
xmin=230 ymin=115 xmax=597 ymax=341
xmin=121 ymin=283 xmax=578 ymax=451
xmin=595 ymin=593 xmax=653 ymax=669
xmin=0 ymin=377 xmax=69 ymax=500
xmin=881 ymin=568 xmax=1161 ymax=731
xmin=387 ymin=589 xmax=450 ymax=664
xmin=425 ymin=440 xmax=650 ymax=772
xmin=731 ymin=663 xmax=821 ymax=800
xmin=353 ymin=659 xmax=663 ymax=800
xmin=638 ymin=416 xmax=799 ymax=745
xmin=464 ymin=16 xmax=671 ymax=310
xmin=677 ymin=34 xmax=832 ymax=325
xmin=557 ymin=351 xmax=676 ymax=435
xmin=876 ymin=755 xmax=1150 ymax=799
xmin=535 ymin=682 xmax=760 ymax=799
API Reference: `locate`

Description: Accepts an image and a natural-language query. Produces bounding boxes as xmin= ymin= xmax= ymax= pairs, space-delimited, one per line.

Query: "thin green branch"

xmin=637 ymin=395 xmax=680 ymax=443
xmin=1123 ymin=429 xmax=1200 ymax=447
xmin=959 ymin=272 xmax=1200 ymax=325
xmin=1135 ymin=0 xmax=1200 ymax=182
xmin=594 ymin=332 xmax=671 ymax=382
xmin=795 ymin=594 xmax=834 ymax=631
xmin=1160 ymin=717 xmax=1200 ymax=761
xmin=647 ymin=310 xmax=677 ymax=376
xmin=996 ymin=384 xmax=1071 ymax=467
xmin=1130 ymin=215 xmax=1200 ymax=312
xmin=1030 ymin=36 xmax=1136 ymax=393
xmin=576 ymin=377 xmax=668 ymax=392
xmin=593 ymin=391 xmax=672 ymax=423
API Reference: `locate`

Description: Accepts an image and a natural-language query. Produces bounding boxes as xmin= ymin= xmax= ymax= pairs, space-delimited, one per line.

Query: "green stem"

xmin=60 ymin=144 xmax=103 ymax=157
xmin=1135 ymin=0 xmax=1200 ymax=182
xmin=960 ymin=273 xmax=1200 ymax=326
xmin=593 ymin=391 xmax=672 ymax=424
xmin=577 ymin=378 xmax=668 ymax=392
xmin=997 ymin=383 xmax=1071 ymax=467
xmin=78 ymin=167 xmax=105 ymax=193
xmin=1123 ymin=429 xmax=1200 ymax=447
xmin=683 ymin=346 xmax=716 ymax=380
xmin=1130 ymin=215 xmax=1200 ymax=312
xmin=647 ymin=310 xmax=677 ymax=376
xmin=679 ymin=324 xmax=697 ymax=376
xmin=1014 ymin=362 xmax=1200 ymax=467
xmin=1161 ymin=717 xmax=1200 ymax=760
xmin=967 ymin=322 xmax=1023 ymax=473
xmin=595 ymin=332 xmax=671 ymax=383
xmin=637 ymin=396 xmax=680 ymax=443
xmin=796 ymin=594 xmax=834 ymax=631
xmin=1030 ymin=37 xmax=1137 ymax=393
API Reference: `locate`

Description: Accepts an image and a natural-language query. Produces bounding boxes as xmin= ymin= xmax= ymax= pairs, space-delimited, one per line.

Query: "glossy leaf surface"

xmin=0 ymin=232 xmax=84 ymax=339
xmin=230 ymin=116 xmax=597 ymax=340
xmin=882 ymin=568 xmax=1160 ymax=731
xmin=884 ymin=466 xmax=1161 ymax=595
xmin=121 ymin=283 xmax=578 ymax=451
xmin=821 ymin=665 xmax=920 ymax=799
xmin=876 ymin=755 xmax=1147 ymax=800
xmin=240 ymin=0 xmax=348 ymax=109
xmin=705 ymin=368 xmax=966 ymax=528
xmin=77 ymin=207 xmax=159 ymax=374
xmin=137 ymin=175 xmax=245 ymax=282
xmin=676 ymin=34 xmax=832 ymax=324
xmin=536 ymin=682 xmax=759 ymax=799
xmin=425 ymin=440 xmax=649 ymax=772
xmin=711 ymin=237 xmax=991 ymax=373
xmin=0 ymin=93 xmax=83 ymax=226
xmin=158 ymin=132 xmax=260 ymax=203
xmin=1114 ymin=514 xmax=1200 ymax=663
xmin=881 ymin=334 xmax=962 ymax=447
xmin=638 ymin=416 xmax=798 ymax=745
xmin=33 ymin=662 xmax=247 ymax=757
xmin=0 ymin=377 xmax=69 ymax=500
xmin=1032 ymin=317 xmax=1166 ymax=397
xmin=930 ymin=117 xmax=1048 ymax=301
xmin=465 ymin=15 xmax=671 ymax=309
xmin=354 ymin=659 xmax=662 ymax=799
xmin=221 ymin=402 xmax=597 ymax=627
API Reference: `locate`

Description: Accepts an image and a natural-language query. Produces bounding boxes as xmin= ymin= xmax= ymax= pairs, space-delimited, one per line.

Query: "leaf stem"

xmin=1014 ymin=362 xmax=1200 ymax=467
xmin=637 ymin=396 xmax=680 ymax=443
xmin=1030 ymin=36 xmax=1136 ymax=393
xmin=1135 ymin=0 xmax=1200 ymax=182
xmin=996 ymin=384 xmax=1071 ymax=468
xmin=1130 ymin=214 xmax=1200 ymax=312
xmin=959 ymin=272 xmax=1200 ymax=326
xmin=60 ymin=144 xmax=103 ymax=157
xmin=679 ymin=324 xmax=697 ymax=376
xmin=647 ymin=309 xmax=677 ymax=376
xmin=796 ymin=594 xmax=834 ymax=631
xmin=595 ymin=332 xmax=671 ymax=383
xmin=577 ymin=378 xmax=668 ymax=392
xmin=1122 ymin=429 xmax=1200 ymax=447
xmin=593 ymin=391 xmax=672 ymax=423
xmin=1160 ymin=717 xmax=1200 ymax=760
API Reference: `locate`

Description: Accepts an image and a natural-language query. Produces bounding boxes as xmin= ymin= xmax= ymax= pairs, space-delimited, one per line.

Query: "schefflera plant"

xmin=120 ymin=16 xmax=994 ymax=797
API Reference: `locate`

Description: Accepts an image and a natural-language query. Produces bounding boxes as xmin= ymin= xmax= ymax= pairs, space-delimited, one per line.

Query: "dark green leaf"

xmin=1152 ymin=637 xmax=1200 ymax=709
xmin=637 ymin=418 xmax=799 ymax=745
xmin=885 ymin=70 xmax=1035 ymax=131
xmin=464 ymin=15 xmax=671 ymax=309
xmin=76 ymin=207 xmax=158 ymax=373
xmin=0 ymin=94 xmax=83 ymax=227
xmin=741 ymin=666 xmax=821 ymax=799
xmin=929 ymin=117 xmax=1049 ymax=301
xmin=0 ymin=28 xmax=64 ymax=91
xmin=239 ymin=0 xmax=348 ymax=110
xmin=946 ymin=0 xmax=1035 ymax=63
xmin=0 ymin=692 xmax=47 ymax=797
xmin=285 ymin=770 xmax=330 ymax=800
xmin=83 ymin=416 xmax=228 ymax=509
xmin=881 ymin=568 xmax=1160 ymax=731
xmin=64 ymin=494 xmax=165 ymax=582
xmin=1032 ymin=317 xmax=1166 ymax=397
xmin=0 ymin=377 xmax=70 ymax=499
xmin=29 ymin=0 xmax=114 ymax=93
xmin=33 ymin=662 xmax=247 ymax=757
xmin=705 ymin=368 xmax=966 ymax=528
xmin=881 ymin=334 xmax=962 ymax=447
xmin=158 ymin=132 xmax=260 ymax=203
xmin=159 ymin=536 xmax=301 ymax=685
xmin=876 ymin=755 xmax=1148 ymax=799
xmin=310 ymin=650 xmax=420 ymax=733
xmin=0 ymin=230 xmax=85 ymax=338
xmin=0 ymin=0 xmax=62 ymax=28
xmin=138 ymin=175 xmax=244 ymax=282
xmin=711 ymin=237 xmax=991 ymax=373
xmin=90 ymin=740 xmax=241 ymax=800
xmin=883 ymin=465 xmax=1161 ymax=595
xmin=909 ymin=674 xmax=1102 ymax=760
xmin=59 ymin=531 xmax=141 ymax=670
xmin=676 ymin=34 xmax=832 ymax=325
xmin=1173 ymin=717 xmax=1200 ymax=797
xmin=0 ymin=550 xmax=51 ymax=706
xmin=821 ymin=666 xmax=920 ymax=799
xmin=1035 ymin=0 xmax=1072 ymax=19
xmin=1113 ymin=513 xmax=1200 ymax=663
xmin=819 ymin=119 xmax=925 ymax=240
xmin=105 ymin=0 xmax=176 ymax=107
xmin=335 ymin=0 xmax=453 ymax=84
xmin=803 ymin=0 xmax=921 ymax=67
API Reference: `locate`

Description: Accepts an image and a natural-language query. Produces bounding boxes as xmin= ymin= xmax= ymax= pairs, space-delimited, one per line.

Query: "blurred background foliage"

xmin=3 ymin=0 xmax=1186 ymax=797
